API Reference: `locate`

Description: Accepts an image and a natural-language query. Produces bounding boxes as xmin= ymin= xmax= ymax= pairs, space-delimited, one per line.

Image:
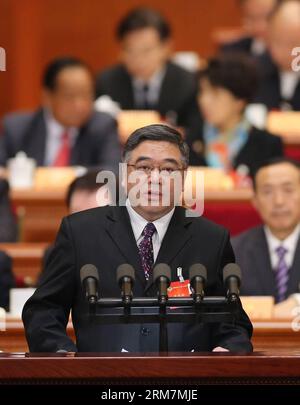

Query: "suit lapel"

xmin=287 ymin=233 xmax=300 ymax=295
xmin=120 ymin=67 xmax=135 ymax=108
xmin=105 ymin=206 xmax=145 ymax=286
xmin=71 ymin=126 xmax=86 ymax=165
xmin=250 ymin=227 xmax=276 ymax=296
xmin=158 ymin=62 xmax=173 ymax=114
xmin=21 ymin=109 xmax=47 ymax=165
xmin=144 ymin=207 xmax=193 ymax=293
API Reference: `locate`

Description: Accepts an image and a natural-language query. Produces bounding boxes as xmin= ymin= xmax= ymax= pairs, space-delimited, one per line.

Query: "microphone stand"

xmin=86 ymin=297 xmax=240 ymax=353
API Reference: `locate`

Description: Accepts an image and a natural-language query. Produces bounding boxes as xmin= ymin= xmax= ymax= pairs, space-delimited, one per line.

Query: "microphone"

xmin=80 ymin=264 xmax=99 ymax=305
xmin=189 ymin=263 xmax=207 ymax=304
xmin=116 ymin=264 xmax=135 ymax=306
xmin=223 ymin=263 xmax=241 ymax=303
xmin=153 ymin=263 xmax=171 ymax=306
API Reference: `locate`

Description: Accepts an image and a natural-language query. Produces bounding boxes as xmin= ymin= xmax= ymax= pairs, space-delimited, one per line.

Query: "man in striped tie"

xmin=232 ymin=157 xmax=300 ymax=316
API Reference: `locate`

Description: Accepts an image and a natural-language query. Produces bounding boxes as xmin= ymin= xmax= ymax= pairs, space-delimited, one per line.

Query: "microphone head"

xmin=223 ymin=263 xmax=241 ymax=285
xmin=189 ymin=263 xmax=207 ymax=282
xmin=80 ymin=264 xmax=99 ymax=283
xmin=153 ymin=263 xmax=171 ymax=284
xmin=116 ymin=264 xmax=135 ymax=285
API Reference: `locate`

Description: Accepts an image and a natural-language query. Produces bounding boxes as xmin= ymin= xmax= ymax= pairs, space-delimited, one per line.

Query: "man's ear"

xmin=251 ymin=193 xmax=258 ymax=211
xmin=42 ymin=89 xmax=52 ymax=109
xmin=163 ymin=38 xmax=173 ymax=57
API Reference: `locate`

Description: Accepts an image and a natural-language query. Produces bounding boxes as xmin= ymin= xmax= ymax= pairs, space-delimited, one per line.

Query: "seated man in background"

xmin=41 ymin=169 xmax=117 ymax=277
xmin=0 ymin=178 xmax=17 ymax=242
xmin=253 ymin=0 xmax=300 ymax=110
xmin=186 ymin=53 xmax=283 ymax=174
xmin=0 ymin=57 xmax=121 ymax=172
xmin=95 ymin=7 xmax=202 ymax=131
xmin=221 ymin=0 xmax=279 ymax=57
xmin=0 ymin=250 xmax=14 ymax=311
xmin=232 ymin=158 xmax=300 ymax=316
xmin=65 ymin=169 xmax=116 ymax=214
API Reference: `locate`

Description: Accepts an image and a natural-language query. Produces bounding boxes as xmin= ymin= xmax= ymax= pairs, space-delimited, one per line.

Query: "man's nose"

xmin=149 ymin=168 xmax=161 ymax=183
xmin=273 ymin=191 xmax=285 ymax=205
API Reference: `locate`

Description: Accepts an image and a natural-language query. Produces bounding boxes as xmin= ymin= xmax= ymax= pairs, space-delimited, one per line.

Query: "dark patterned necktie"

xmin=138 ymin=222 xmax=156 ymax=280
xmin=275 ymin=245 xmax=289 ymax=303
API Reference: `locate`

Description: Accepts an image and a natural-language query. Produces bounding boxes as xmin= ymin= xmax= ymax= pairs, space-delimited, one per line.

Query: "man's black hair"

xmin=116 ymin=7 xmax=171 ymax=41
xmin=123 ymin=124 xmax=189 ymax=167
xmin=43 ymin=56 xmax=92 ymax=91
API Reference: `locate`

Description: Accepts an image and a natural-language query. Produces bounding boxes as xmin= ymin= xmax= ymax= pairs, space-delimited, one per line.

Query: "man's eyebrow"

xmin=134 ymin=156 xmax=152 ymax=163
xmin=134 ymin=157 xmax=180 ymax=165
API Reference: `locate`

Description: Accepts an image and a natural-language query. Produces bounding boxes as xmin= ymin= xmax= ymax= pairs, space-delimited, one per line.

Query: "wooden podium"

xmin=0 ymin=352 xmax=300 ymax=385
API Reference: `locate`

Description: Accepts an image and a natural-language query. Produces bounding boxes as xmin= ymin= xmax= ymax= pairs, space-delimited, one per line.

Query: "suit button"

xmin=141 ymin=327 xmax=151 ymax=336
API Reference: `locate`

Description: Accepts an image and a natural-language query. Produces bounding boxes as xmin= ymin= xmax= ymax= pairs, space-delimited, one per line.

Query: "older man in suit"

xmin=232 ymin=157 xmax=300 ymax=312
xmin=0 ymin=251 xmax=14 ymax=310
xmin=95 ymin=7 xmax=202 ymax=131
xmin=0 ymin=179 xmax=17 ymax=242
xmin=221 ymin=0 xmax=279 ymax=57
xmin=253 ymin=0 xmax=300 ymax=111
xmin=22 ymin=124 xmax=252 ymax=353
xmin=0 ymin=57 xmax=121 ymax=172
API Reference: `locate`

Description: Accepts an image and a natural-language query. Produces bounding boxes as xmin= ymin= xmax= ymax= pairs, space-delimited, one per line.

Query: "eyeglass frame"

xmin=126 ymin=162 xmax=186 ymax=176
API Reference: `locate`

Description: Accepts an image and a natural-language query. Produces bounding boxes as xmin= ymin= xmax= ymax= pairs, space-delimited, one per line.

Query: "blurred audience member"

xmin=232 ymin=158 xmax=300 ymax=311
xmin=187 ymin=54 xmax=283 ymax=174
xmin=0 ymin=251 xmax=14 ymax=310
xmin=0 ymin=57 xmax=121 ymax=172
xmin=221 ymin=0 xmax=279 ymax=56
xmin=95 ymin=7 xmax=202 ymax=131
xmin=66 ymin=169 xmax=116 ymax=214
xmin=254 ymin=0 xmax=300 ymax=110
xmin=0 ymin=178 xmax=17 ymax=242
xmin=41 ymin=169 xmax=118 ymax=277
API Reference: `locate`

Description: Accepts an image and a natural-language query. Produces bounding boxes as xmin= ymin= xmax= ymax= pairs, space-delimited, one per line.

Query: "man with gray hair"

xmin=23 ymin=124 xmax=252 ymax=353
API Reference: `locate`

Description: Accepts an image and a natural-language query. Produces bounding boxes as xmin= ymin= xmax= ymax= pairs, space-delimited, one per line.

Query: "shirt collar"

xmin=264 ymin=223 xmax=300 ymax=255
xmin=126 ymin=198 xmax=175 ymax=243
xmin=44 ymin=108 xmax=79 ymax=140
xmin=132 ymin=66 xmax=166 ymax=90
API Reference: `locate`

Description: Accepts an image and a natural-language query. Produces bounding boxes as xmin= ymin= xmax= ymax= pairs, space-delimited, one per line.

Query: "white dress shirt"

xmin=44 ymin=109 xmax=79 ymax=166
xmin=264 ymin=224 xmax=300 ymax=270
xmin=250 ymin=38 xmax=266 ymax=56
xmin=126 ymin=199 xmax=174 ymax=262
xmin=279 ymin=71 xmax=300 ymax=104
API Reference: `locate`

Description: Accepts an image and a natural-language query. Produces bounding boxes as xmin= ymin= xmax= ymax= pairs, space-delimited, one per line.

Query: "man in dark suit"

xmin=0 ymin=178 xmax=17 ymax=242
xmin=95 ymin=7 xmax=202 ymax=131
xmin=253 ymin=1 xmax=300 ymax=111
xmin=0 ymin=57 xmax=121 ymax=172
xmin=221 ymin=0 xmax=278 ymax=57
xmin=22 ymin=124 xmax=252 ymax=353
xmin=232 ymin=157 xmax=300 ymax=309
xmin=0 ymin=251 xmax=14 ymax=310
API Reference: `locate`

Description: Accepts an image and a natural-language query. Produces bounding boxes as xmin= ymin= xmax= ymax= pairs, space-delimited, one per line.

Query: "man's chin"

xmin=136 ymin=204 xmax=174 ymax=219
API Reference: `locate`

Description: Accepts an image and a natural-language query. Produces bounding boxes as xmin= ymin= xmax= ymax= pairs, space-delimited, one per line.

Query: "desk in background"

xmin=1 ymin=318 xmax=299 ymax=354
xmin=10 ymin=187 xmax=261 ymax=243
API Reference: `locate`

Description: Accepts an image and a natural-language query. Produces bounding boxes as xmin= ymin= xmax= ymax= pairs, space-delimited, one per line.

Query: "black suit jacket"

xmin=253 ymin=52 xmax=300 ymax=110
xmin=0 ymin=109 xmax=121 ymax=172
xmin=220 ymin=37 xmax=254 ymax=55
xmin=95 ymin=61 xmax=202 ymax=130
xmin=186 ymin=126 xmax=284 ymax=175
xmin=22 ymin=205 xmax=252 ymax=353
xmin=232 ymin=226 xmax=300 ymax=300
xmin=0 ymin=179 xmax=17 ymax=242
xmin=0 ymin=250 xmax=14 ymax=310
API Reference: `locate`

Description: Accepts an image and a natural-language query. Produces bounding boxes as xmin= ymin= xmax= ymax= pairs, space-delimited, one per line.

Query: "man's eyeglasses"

xmin=127 ymin=163 xmax=185 ymax=176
